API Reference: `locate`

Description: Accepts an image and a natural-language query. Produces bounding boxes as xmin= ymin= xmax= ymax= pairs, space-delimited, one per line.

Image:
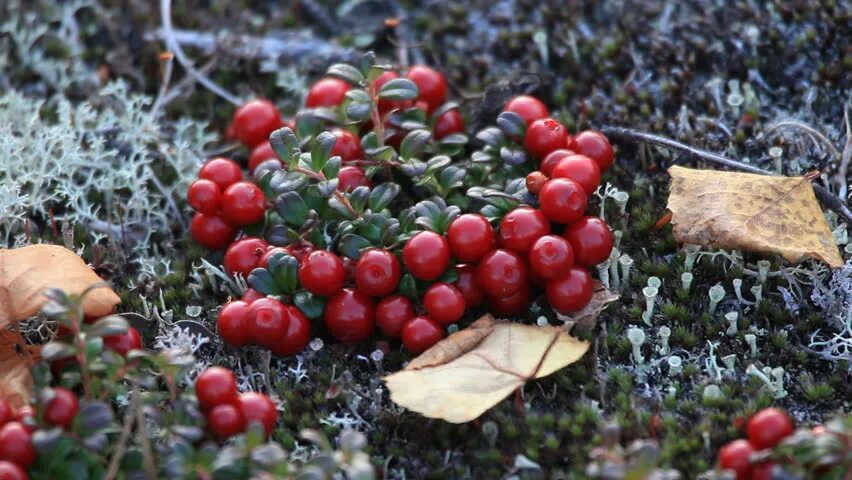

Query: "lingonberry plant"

xmin=189 ymin=52 xmax=619 ymax=357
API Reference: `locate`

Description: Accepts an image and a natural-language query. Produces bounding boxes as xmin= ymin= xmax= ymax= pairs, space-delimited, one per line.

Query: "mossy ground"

xmin=5 ymin=0 xmax=851 ymax=478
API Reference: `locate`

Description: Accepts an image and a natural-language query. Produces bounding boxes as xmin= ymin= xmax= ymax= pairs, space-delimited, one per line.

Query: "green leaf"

xmin=438 ymin=133 xmax=468 ymax=145
xmin=345 ymin=101 xmax=373 ymax=122
xmin=475 ymin=127 xmax=504 ymax=147
xmin=276 ymin=192 xmax=308 ymax=226
xmin=327 ymin=63 xmax=365 ymax=85
xmin=367 ymin=64 xmax=391 ymax=82
xmin=361 ymin=131 xmax=379 ymax=150
xmin=86 ymin=315 xmax=129 ymax=337
xmin=267 ymin=253 xmax=300 ymax=294
xmin=378 ymin=78 xmax=418 ymax=100
xmin=293 ymin=291 xmax=326 ymax=320
xmin=328 ymin=196 xmax=358 ymax=220
xmin=312 ymin=131 xmax=337 ymax=172
xmin=295 ymin=113 xmax=322 ymax=140
xmin=269 ymin=127 xmax=300 ymax=159
xmin=432 ymin=101 xmax=461 ymax=119
xmin=496 ymin=111 xmax=526 ymax=139
xmin=323 ymin=156 xmax=341 ymax=179
xmin=338 ymin=234 xmax=371 ymax=259
xmin=78 ymin=401 xmax=115 ymax=431
xmin=439 ymin=166 xmax=467 ymax=190
xmin=41 ymin=342 xmax=77 ymax=362
xmin=425 ymin=155 xmax=452 ymax=173
xmin=248 ymin=268 xmax=279 ymax=295
xmin=399 ymin=129 xmax=432 ymax=159
xmin=368 ymin=182 xmax=401 ymax=212
xmin=269 ymin=171 xmax=309 ymax=195
xmin=398 ymin=274 xmax=418 ymax=300
xmin=317 ymin=179 xmax=339 ymax=197
xmin=369 ymin=146 xmax=396 ymax=162
xmin=348 ymin=186 xmax=371 ymax=212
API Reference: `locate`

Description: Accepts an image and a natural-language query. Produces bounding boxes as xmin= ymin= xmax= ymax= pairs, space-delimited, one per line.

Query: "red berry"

xmin=305 ymin=78 xmax=351 ymax=108
xmin=221 ymin=182 xmax=267 ymax=227
xmin=0 ymin=461 xmax=27 ymax=480
xmin=447 ymin=214 xmax=495 ymax=262
xmin=224 ymin=237 xmax=268 ymax=278
xmin=563 ymin=217 xmax=614 ymax=267
xmin=199 ymin=158 xmax=243 ymax=190
xmin=187 ymin=179 xmax=222 ymax=215
xmin=402 ymin=316 xmax=444 ymax=354
xmin=718 ymin=439 xmax=755 ymax=480
xmin=230 ymin=99 xmax=283 ymax=148
xmin=525 ymin=171 xmax=547 ymax=195
xmin=259 ymin=246 xmax=292 ymax=268
xmin=270 ymin=307 xmax=311 ymax=357
xmin=747 ymin=408 xmax=795 ymax=450
xmin=406 ymin=65 xmax=447 ymax=113
xmin=337 ymin=166 xmax=372 ymax=193
xmin=14 ymin=408 xmax=34 ymax=433
xmin=374 ymin=71 xmax=401 ymax=113
xmin=504 ymin=95 xmax=549 ymax=126
xmin=498 ymin=207 xmax=550 ymax=254
xmin=403 ymin=231 xmax=451 ymax=281
xmin=540 ymin=149 xmax=575 ymax=177
xmin=355 ymin=249 xmax=401 ymax=297
xmin=207 ymin=403 xmax=246 ymax=439
xmin=571 ymin=130 xmax=614 ymax=171
xmin=477 ymin=249 xmax=527 ymax=297
xmin=0 ymin=422 xmax=35 ymax=467
xmin=324 ymin=289 xmax=375 ymax=343
xmin=423 ymin=283 xmax=466 ymax=326
xmin=529 ymin=235 xmax=575 ymax=279
xmin=546 ymin=267 xmax=593 ymax=313
xmin=488 ymin=284 xmax=530 ymax=316
xmin=524 ymin=118 xmax=569 ymax=159
xmin=551 ymin=154 xmax=601 ymax=195
xmin=195 ymin=367 xmax=239 ymax=410
xmin=330 ymin=129 xmax=364 ymax=163
xmin=538 ymin=178 xmax=588 ymax=224
xmin=103 ymin=326 xmax=142 ymax=357
xmin=238 ymin=392 xmax=277 ymax=438
xmin=241 ymin=288 xmax=265 ymax=303
xmin=218 ymin=301 xmax=252 ymax=347
xmin=298 ymin=250 xmax=345 ymax=296
xmin=43 ymin=387 xmax=78 ymax=428
xmin=751 ymin=463 xmax=778 ymax=480
xmin=454 ymin=264 xmax=484 ymax=307
xmin=433 ymin=109 xmax=465 ymax=140
xmin=375 ymin=295 xmax=415 ymax=339
xmin=191 ymin=213 xmax=236 ymax=250
xmin=248 ymin=298 xmax=291 ymax=348
xmin=0 ymin=401 xmax=12 ymax=427
xmin=248 ymin=141 xmax=281 ymax=173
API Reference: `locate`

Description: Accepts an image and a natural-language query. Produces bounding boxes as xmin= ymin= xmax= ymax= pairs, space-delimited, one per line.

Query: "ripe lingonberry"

xmin=330 ymin=129 xmax=364 ymax=163
xmin=44 ymin=387 xmax=78 ymax=428
xmin=751 ymin=463 xmax=778 ymax=480
xmin=402 ymin=316 xmax=444 ymax=354
xmin=207 ymin=403 xmax=246 ymax=440
xmin=221 ymin=182 xmax=267 ymax=227
xmin=433 ymin=109 xmax=465 ymax=140
xmin=248 ymin=298 xmax=290 ymax=348
xmin=0 ymin=422 xmax=36 ymax=467
xmin=563 ymin=216 xmax=614 ymax=267
xmin=403 ymin=231 xmax=451 ymax=281
xmin=525 ymin=171 xmax=547 ymax=194
xmin=546 ymin=267 xmax=593 ymax=313
xmin=224 ymin=237 xmax=268 ymax=278
xmin=191 ymin=213 xmax=236 ymax=250
xmin=488 ymin=284 xmax=530 ymax=316
xmin=337 ymin=166 xmax=372 ymax=192
xmin=103 ymin=326 xmax=142 ymax=357
xmin=0 ymin=461 xmax=27 ymax=480
xmin=0 ymin=401 xmax=12 ymax=426
xmin=195 ymin=367 xmax=239 ymax=411
xmin=199 ymin=158 xmax=243 ymax=191
xmin=218 ymin=300 xmax=252 ymax=347
xmin=447 ymin=214 xmax=495 ymax=263
xmin=454 ymin=264 xmax=484 ymax=307
xmin=248 ymin=141 xmax=281 ymax=173
xmin=306 ymin=78 xmax=350 ymax=108
xmin=504 ymin=95 xmax=549 ymax=126
xmin=529 ymin=235 xmax=575 ymax=279
xmin=238 ymin=392 xmax=277 ymax=438
xmin=298 ymin=250 xmax=345 ymax=296
xmin=551 ymin=154 xmax=601 ymax=195
xmin=270 ymin=307 xmax=311 ymax=357
xmin=375 ymin=295 xmax=415 ymax=339
xmin=540 ymin=149 xmax=575 ymax=177
xmin=718 ymin=439 xmax=755 ymax=480
xmin=524 ymin=118 xmax=569 ymax=159
xmin=498 ymin=207 xmax=550 ymax=254
xmin=747 ymin=408 xmax=794 ymax=450
xmin=324 ymin=289 xmax=375 ymax=343
xmin=538 ymin=178 xmax=588 ymax=224
xmin=230 ymin=99 xmax=283 ymax=148
xmin=355 ymin=249 xmax=401 ymax=297
xmin=424 ymin=283 xmax=466 ymax=326
xmin=570 ymin=130 xmax=614 ymax=171
xmin=187 ymin=179 xmax=222 ymax=215
xmin=477 ymin=249 xmax=527 ymax=297
xmin=406 ymin=65 xmax=447 ymax=113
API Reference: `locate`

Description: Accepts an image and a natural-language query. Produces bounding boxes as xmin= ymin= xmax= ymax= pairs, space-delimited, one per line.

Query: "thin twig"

xmin=601 ymin=126 xmax=852 ymax=224
xmin=105 ymin=386 xmax=139 ymax=480
xmin=766 ymin=121 xmax=842 ymax=162
xmin=133 ymin=388 xmax=158 ymax=480
xmin=148 ymin=53 xmax=175 ymax=121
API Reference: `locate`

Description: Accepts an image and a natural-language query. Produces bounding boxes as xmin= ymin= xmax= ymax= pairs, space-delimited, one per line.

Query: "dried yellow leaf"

xmin=0 ymin=330 xmax=39 ymax=409
xmin=384 ymin=315 xmax=589 ymax=423
xmin=667 ymin=166 xmax=842 ymax=267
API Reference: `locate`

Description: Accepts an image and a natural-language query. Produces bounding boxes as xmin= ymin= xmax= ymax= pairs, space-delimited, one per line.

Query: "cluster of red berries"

xmin=195 ymin=367 xmax=278 ymax=440
xmin=718 ymin=407 xmax=796 ymax=480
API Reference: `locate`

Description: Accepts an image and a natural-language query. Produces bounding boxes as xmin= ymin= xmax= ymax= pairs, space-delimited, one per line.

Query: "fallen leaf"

xmin=667 ymin=166 xmax=843 ymax=267
xmin=0 ymin=244 xmax=121 ymax=329
xmin=384 ymin=315 xmax=590 ymax=423
xmin=0 ymin=330 xmax=39 ymax=408
xmin=556 ymin=281 xmax=619 ymax=331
